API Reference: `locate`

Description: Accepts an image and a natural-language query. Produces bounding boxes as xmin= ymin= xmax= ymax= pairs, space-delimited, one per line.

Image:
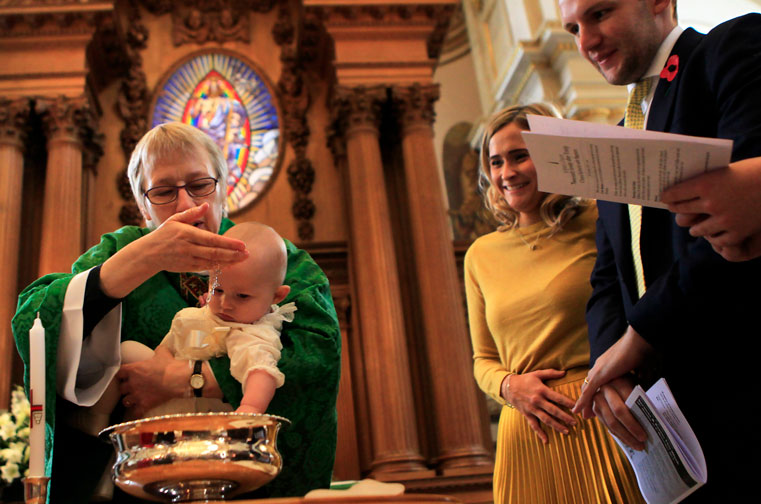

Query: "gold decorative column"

xmin=36 ymin=96 xmax=94 ymax=276
xmin=392 ymin=84 xmax=493 ymax=473
xmin=0 ymin=97 xmax=30 ymax=409
xmin=331 ymin=85 xmax=431 ymax=476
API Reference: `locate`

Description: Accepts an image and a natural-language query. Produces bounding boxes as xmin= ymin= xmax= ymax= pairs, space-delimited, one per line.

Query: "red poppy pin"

xmin=660 ymin=54 xmax=679 ymax=82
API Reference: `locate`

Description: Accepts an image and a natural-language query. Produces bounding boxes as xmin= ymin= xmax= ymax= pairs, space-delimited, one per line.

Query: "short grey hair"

xmin=127 ymin=122 xmax=229 ymax=219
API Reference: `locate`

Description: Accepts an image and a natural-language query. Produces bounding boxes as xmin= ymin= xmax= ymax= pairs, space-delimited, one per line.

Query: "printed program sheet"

xmin=522 ymin=115 xmax=732 ymax=208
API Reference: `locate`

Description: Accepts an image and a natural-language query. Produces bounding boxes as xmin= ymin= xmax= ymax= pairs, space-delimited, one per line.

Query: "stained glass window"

xmin=152 ymin=52 xmax=281 ymax=213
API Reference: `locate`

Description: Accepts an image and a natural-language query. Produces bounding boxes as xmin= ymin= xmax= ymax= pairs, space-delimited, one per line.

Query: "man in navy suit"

xmin=560 ymin=0 xmax=761 ymax=496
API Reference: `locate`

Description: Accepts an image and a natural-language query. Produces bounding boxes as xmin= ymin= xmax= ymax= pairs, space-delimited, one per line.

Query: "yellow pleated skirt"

xmin=493 ymin=368 xmax=645 ymax=504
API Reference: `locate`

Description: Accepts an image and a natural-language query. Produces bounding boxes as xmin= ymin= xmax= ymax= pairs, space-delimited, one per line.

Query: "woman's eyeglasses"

xmin=143 ymin=177 xmax=218 ymax=205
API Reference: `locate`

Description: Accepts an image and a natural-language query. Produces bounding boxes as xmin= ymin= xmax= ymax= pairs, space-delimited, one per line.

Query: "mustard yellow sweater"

xmin=464 ymin=204 xmax=598 ymax=405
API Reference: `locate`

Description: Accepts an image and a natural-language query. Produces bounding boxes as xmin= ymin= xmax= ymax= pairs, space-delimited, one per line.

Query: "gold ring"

xmin=583 ymin=377 xmax=590 ymax=386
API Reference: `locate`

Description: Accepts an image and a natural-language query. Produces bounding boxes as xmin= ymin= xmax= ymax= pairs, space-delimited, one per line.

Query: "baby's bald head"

xmin=224 ymin=221 xmax=288 ymax=288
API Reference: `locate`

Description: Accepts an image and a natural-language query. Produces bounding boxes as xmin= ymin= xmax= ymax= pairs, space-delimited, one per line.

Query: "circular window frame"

xmin=149 ymin=48 xmax=284 ymax=215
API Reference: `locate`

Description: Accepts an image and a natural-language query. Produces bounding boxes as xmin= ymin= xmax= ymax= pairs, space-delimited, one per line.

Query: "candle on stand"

xmin=28 ymin=313 xmax=46 ymax=478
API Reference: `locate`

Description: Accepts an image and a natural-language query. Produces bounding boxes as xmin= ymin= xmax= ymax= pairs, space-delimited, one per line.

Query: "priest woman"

xmin=12 ymin=122 xmax=341 ymax=503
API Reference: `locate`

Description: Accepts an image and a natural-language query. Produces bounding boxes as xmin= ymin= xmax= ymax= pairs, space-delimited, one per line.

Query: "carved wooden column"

xmin=332 ymin=85 xmax=431 ymax=476
xmin=392 ymin=84 xmax=493 ymax=474
xmin=0 ymin=97 xmax=30 ymax=409
xmin=36 ymin=96 xmax=93 ymax=275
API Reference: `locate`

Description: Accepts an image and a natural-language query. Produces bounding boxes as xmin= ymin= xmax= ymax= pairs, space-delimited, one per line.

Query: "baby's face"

xmin=207 ymin=261 xmax=276 ymax=324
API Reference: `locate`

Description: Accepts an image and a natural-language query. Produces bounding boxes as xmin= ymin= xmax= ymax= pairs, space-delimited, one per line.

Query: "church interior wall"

xmin=433 ymin=49 xmax=483 ymax=205
xmin=91 ymin=78 xmax=128 ymax=247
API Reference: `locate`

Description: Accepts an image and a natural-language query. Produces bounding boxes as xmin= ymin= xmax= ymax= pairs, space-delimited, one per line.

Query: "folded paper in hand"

xmin=522 ymin=115 xmax=732 ymax=208
xmin=614 ymin=378 xmax=706 ymax=504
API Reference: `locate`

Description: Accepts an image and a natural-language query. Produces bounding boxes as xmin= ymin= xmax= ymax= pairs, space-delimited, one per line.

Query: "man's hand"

xmin=574 ymin=327 xmax=653 ymax=449
xmin=503 ymin=369 xmax=577 ymax=444
xmin=710 ymin=232 xmax=761 ymax=262
xmin=591 ymin=376 xmax=646 ymax=450
xmin=662 ymin=156 xmax=761 ymax=261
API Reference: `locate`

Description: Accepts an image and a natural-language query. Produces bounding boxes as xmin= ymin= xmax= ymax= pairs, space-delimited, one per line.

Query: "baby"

xmin=158 ymin=220 xmax=295 ymax=414
xmin=81 ymin=221 xmax=295 ymax=431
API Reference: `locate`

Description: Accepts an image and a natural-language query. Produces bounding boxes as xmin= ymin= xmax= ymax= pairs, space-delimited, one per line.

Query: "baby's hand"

xmin=236 ymin=404 xmax=264 ymax=414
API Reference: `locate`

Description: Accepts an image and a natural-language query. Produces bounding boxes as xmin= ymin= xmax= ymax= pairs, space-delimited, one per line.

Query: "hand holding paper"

xmin=662 ymin=155 xmax=761 ymax=261
xmin=613 ymin=379 xmax=707 ymax=504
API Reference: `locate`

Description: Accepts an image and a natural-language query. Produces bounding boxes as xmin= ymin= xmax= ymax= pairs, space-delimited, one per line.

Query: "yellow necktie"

xmin=625 ymin=79 xmax=652 ymax=299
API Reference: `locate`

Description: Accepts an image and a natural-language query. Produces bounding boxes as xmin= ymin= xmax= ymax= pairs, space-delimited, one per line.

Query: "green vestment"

xmin=12 ymin=218 xmax=341 ymax=502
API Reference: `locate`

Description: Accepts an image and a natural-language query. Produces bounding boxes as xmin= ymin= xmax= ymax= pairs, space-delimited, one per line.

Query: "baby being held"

xmin=83 ymin=221 xmax=295 ymax=431
xmin=160 ymin=220 xmax=295 ymax=414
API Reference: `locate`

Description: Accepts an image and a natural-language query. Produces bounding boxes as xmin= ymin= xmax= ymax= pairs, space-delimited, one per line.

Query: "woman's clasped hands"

xmin=502 ymin=369 xmax=577 ymax=444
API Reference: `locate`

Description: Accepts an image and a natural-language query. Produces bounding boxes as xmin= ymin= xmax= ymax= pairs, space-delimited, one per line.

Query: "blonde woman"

xmin=464 ymin=104 xmax=643 ymax=503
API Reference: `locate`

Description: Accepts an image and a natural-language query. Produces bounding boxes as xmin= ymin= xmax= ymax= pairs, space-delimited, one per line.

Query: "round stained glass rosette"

xmin=152 ymin=52 xmax=281 ymax=213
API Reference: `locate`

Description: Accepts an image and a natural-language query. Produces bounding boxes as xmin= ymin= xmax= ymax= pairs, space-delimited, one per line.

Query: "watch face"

xmin=190 ymin=374 xmax=205 ymax=389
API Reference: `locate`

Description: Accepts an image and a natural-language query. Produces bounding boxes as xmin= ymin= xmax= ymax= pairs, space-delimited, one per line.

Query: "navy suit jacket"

xmin=585 ymin=14 xmax=761 ymax=493
xmin=587 ymin=14 xmax=761 ymax=364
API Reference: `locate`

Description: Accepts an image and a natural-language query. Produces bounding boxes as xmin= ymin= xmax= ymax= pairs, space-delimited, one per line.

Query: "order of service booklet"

xmin=521 ymin=115 xmax=732 ymax=208
xmin=614 ymin=378 xmax=707 ymax=504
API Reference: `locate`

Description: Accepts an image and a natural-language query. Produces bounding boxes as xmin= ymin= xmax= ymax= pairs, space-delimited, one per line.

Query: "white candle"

xmin=28 ymin=313 xmax=46 ymax=478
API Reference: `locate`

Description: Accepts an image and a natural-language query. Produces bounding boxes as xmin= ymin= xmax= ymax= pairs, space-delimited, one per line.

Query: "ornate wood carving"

xmin=0 ymin=97 xmax=29 ymax=411
xmin=308 ymin=3 xmax=455 ymax=61
xmin=331 ymin=85 xmax=387 ymax=133
xmin=279 ymin=48 xmax=309 ymax=156
xmin=274 ymin=1 xmax=321 ymax=242
xmin=391 ymin=83 xmax=439 ymax=129
xmin=426 ymin=4 xmax=456 ymax=59
xmin=116 ymin=1 xmax=150 ymax=226
xmin=327 ymin=84 xmax=387 ymax=167
xmin=87 ymin=12 xmax=130 ymax=93
xmin=171 ymin=4 xmax=249 ymax=46
xmin=36 ymin=95 xmax=100 ymax=151
xmin=35 ymin=94 xmax=103 ymax=172
xmin=329 ymin=81 xmax=431 ymax=475
xmin=0 ymin=98 xmax=31 ymax=148
xmin=36 ymin=95 xmax=99 ymax=275
xmin=134 ymin=0 xmax=279 ymax=47
xmin=0 ymin=5 xmax=106 ymax=38
xmin=80 ymin=120 xmax=105 ymax=174
xmin=271 ymin=0 xmax=293 ymax=46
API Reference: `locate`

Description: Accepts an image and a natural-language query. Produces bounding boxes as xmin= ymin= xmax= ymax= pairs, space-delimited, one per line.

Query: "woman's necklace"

xmin=514 ymin=222 xmax=562 ymax=250
xmin=514 ymin=227 xmax=542 ymax=251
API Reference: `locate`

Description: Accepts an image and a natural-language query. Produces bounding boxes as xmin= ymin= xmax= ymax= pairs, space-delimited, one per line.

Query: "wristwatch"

xmin=189 ymin=360 xmax=205 ymax=397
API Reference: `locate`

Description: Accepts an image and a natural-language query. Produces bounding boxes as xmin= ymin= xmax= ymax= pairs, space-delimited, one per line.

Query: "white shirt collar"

xmin=627 ymin=25 xmax=683 ymax=92
xmin=647 ymin=25 xmax=683 ymax=79
xmin=627 ymin=25 xmax=683 ymax=121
